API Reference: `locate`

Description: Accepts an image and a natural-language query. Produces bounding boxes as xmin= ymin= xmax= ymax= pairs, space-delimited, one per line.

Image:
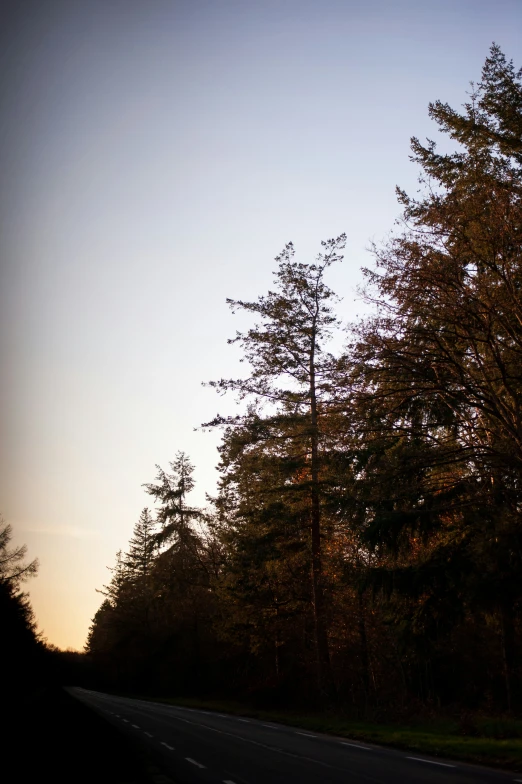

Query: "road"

xmin=69 ymin=688 xmax=520 ymax=784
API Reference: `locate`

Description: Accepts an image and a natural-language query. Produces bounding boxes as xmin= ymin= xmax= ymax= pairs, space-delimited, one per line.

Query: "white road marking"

xmin=161 ymin=742 xmax=174 ymax=751
xmin=186 ymin=758 xmax=205 ymax=768
xmin=341 ymin=741 xmax=371 ymax=750
xmin=144 ymin=732 xmax=153 ymax=738
xmin=407 ymin=757 xmax=455 ymax=768
xmin=171 ymin=716 xmax=383 ymax=781
xmin=223 ymin=780 xmax=237 ymax=783
xmin=296 ymin=731 xmax=316 ymax=738
xmin=132 ymin=724 xmax=140 ymax=729
xmin=81 ymin=695 xmax=384 ymax=784
xmin=262 ymin=723 xmax=277 ymax=728
xmin=235 ymin=718 xmax=250 ymax=723
xmin=122 ymin=719 xmax=129 ymax=723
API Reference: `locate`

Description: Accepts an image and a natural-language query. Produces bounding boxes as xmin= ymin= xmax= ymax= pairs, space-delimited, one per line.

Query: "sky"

xmin=1 ymin=0 xmax=521 ymax=650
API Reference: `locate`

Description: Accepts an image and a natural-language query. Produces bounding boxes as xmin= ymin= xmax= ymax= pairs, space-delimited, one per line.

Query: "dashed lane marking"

xmin=122 ymin=719 xmax=129 ymax=723
xmin=186 ymin=758 xmax=205 ymax=768
xmin=262 ymin=724 xmax=277 ymax=728
xmin=223 ymin=770 xmax=249 ymax=784
xmin=92 ymin=698 xmax=383 ymax=783
xmin=296 ymin=732 xmax=317 ymax=738
xmin=172 ymin=717 xmax=382 ymax=783
xmin=406 ymin=757 xmax=455 ymax=768
xmin=235 ymin=718 xmax=250 ymax=723
xmin=132 ymin=724 xmax=140 ymax=729
xmin=161 ymin=742 xmax=174 ymax=751
xmin=144 ymin=732 xmax=154 ymax=738
xmin=341 ymin=742 xmax=371 ymax=751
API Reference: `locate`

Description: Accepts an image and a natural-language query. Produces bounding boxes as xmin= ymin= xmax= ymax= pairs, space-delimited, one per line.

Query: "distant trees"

xmin=87 ymin=45 xmax=522 ymax=715
xmin=87 ymin=459 xmax=220 ymax=693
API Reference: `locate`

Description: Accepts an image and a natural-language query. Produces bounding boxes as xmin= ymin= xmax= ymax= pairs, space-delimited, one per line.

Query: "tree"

xmin=143 ymin=453 xmax=202 ymax=553
xmin=85 ymin=598 xmax=114 ymax=655
xmin=0 ymin=517 xmax=38 ymax=587
xmin=207 ymin=235 xmax=346 ymax=699
xmin=349 ymin=44 xmax=522 ymax=709
xmin=212 ymin=412 xmax=316 ymax=697
xmin=143 ymin=454 xmax=216 ymax=690
xmin=0 ymin=518 xmax=41 ymax=696
xmin=123 ymin=508 xmax=157 ymax=580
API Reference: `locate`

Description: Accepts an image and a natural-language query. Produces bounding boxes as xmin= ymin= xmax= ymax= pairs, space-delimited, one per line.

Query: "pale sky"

xmin=1 ymin=0 xmax=521 ymax=650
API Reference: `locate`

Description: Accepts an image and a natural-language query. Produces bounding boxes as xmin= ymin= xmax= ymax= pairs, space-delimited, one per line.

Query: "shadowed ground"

xmin=8 ymin=686 xmax=172 ymax=784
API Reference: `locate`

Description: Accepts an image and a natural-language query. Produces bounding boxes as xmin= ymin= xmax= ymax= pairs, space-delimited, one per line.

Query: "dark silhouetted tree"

xmin=207 ymin=235 xmax=346 ymax=700
xmin=0 ymin=517 xmax=41 ymax=697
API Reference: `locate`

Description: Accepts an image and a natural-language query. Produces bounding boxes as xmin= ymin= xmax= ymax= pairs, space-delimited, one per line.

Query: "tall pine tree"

xmin=207 ymin=235 xmax=346 ymax=699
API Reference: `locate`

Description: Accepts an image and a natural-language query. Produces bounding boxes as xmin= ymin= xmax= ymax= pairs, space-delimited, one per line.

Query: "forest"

xmin=83 ymin=45 xmax=522 ymax=718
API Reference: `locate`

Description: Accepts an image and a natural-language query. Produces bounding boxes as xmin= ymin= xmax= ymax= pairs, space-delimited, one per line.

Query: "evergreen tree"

xmin=0 ymin=518 xmax=41 ymax=697
xmin=98 ymin=550 xmax=128 ymax=605
xmin=213 ymin=413 xmax=315 ymax=695
xmin=207 ymin=235 xmax=346 ymax=699
xmin=143 ymin=452 xmax=203 ymax=553
xmin=0 ymin=517 xmax=38 ymax=587
xmin=123 ymin=508 xmax=157 ymax=580
xmin=350 ymin=43 xmax=522 ymax=709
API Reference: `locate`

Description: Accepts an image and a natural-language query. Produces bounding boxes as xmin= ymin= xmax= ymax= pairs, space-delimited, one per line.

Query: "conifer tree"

xmin=351 ymin=43 xmax=522 ymax=709
xmin=0 ymin=517 xmax=38 ymax=587
xmin=99 ymin=550 xmax=128 ymax=605
xmin=123 ymin=508 xmax=156 ymax=580
xmin=207 ymin=235 xmax=346 ymax=699
xmin=0 ymin=518 xmax=42 ymax=699
xmin=143 ymin=452 xmax=202 ymax=550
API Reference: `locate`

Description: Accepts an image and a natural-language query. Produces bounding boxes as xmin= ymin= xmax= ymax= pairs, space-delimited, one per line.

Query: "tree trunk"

xmin=358 ymin=591 xmax=371 ymax=711
xmin=309 ymin=338 xmax=335 ymax=702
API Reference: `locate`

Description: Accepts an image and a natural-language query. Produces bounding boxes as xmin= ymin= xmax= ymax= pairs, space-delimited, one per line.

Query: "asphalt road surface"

xmin=69 ymin=688 xmax=521 ymax=784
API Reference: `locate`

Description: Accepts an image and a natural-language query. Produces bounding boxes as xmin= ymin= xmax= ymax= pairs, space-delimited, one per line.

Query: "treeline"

xmin=87 ymin=46 xmax=522 ymax=716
